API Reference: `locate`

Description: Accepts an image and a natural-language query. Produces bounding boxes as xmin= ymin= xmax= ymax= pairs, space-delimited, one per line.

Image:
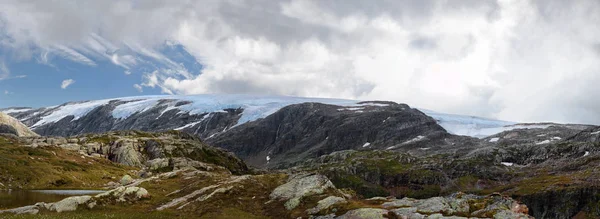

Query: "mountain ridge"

xmin=1 ymin=94 xmax=537 ymax=139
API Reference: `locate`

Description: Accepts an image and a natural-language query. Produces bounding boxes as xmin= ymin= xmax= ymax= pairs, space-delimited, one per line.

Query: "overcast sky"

xmin=0 ymin=0 xmax=599 ymax=124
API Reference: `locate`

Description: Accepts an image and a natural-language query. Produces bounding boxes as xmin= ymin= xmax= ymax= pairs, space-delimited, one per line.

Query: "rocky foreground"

xmin=0 ymin=132 xmax=532 ymax=218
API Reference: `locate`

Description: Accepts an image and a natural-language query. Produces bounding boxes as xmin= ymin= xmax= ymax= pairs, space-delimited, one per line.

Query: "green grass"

xmin=0 ymin=138 xmax=136 ymax=190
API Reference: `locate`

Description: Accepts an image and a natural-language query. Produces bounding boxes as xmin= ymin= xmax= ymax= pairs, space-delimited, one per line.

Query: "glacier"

xmin=2 ymin=94 xmax=549 ymax=138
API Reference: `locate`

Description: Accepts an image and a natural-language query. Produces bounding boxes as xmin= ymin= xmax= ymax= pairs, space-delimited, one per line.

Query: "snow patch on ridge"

xmin=112 ymin=99 xmax=161 ymax=119
xmin=33 ymin=100 xmax=111 ymax=127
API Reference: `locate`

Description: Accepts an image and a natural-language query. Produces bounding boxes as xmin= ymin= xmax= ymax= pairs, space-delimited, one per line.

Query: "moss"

xmin=86 ymin=135 xmax=116 ymax=145
xmin=327 ymin=173 xmax=387 ymax=198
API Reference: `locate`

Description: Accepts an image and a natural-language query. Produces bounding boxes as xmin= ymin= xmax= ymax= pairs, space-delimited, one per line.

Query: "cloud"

xmin=61 ymin=79 xmax=75 ymax=89
xmin=4 ymin=90 xmax=11 ymax=95
xmin=133 ymin=84 xmax=143 ymax=92
xmin=0 ymin=0 xmax=600 ymax=124
xmin=0 ymin=61 xmax=9 ymax=80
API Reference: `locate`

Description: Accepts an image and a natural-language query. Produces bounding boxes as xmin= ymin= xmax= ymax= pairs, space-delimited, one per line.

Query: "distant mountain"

xmin=3 ymin=94 xmax=522 ymax=138
xmin=0 ymin=94 xmax=579 ymax=168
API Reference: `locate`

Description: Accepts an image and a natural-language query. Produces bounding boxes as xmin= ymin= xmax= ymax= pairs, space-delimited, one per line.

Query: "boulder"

xmin=337 ymin=208 xmax=389 ymax=219
xmin=120 ymin=175 xmax=134 ymax=185
xmin=382 ymin=197 xmax=416 ymax=208
xmin=270 ymin=174 xmax=336 ymax=210
xmin=390 ymin=207 xmax=424 ymax=219
xmin=306 ymin=196 xmax=347 ymax=214
xmin=45 ymin=195 xmax=93 ymax=213
xmin=96 ymin=186 xmax=149 ymax=202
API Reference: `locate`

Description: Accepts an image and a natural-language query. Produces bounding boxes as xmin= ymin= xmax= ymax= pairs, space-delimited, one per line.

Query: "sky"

xmin=0 ymin=0 xmax=599 ymax=124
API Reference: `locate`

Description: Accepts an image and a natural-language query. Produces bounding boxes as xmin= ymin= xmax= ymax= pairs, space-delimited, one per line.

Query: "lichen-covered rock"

xmin=493 ymin=210 xmax=531 ymax=219
xmin=0 ymin=205 xmax=40 ymax=215
xmin=307 ymin=196 xmax=347 ymax=214
xmin=58 ymin=143 xmax=81 ymax=151
xmin=147 ymin=158 xmax=170 ymax=171
xmin=382 ymin=197 xmax=416 ymax=208
xmin=390 ymin=207 xmax=423 ymax=219
xmin=425 ymin=214 xmax=467 ymax=219
xmin=120 ymin=175 xmax=133 ymax=185
xmin=96 ymin=186 xmax=149 ymax=202
xmin=45 ymin=195 xmax=93 ymax=212
xmin=415 ymin=197 xmax=449 ymax=214
xmin=337 ymin=208 xmax=389 ymax=219
xmin=112 ymin=141 xmax=143 ymax=167
xmin=270 ymin=174 xmax=336 ymax=210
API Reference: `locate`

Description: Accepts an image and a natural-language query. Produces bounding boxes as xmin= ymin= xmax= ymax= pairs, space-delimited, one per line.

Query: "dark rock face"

xmin=0 ymin=124 xmax=18 ymax=136
xmin=518 ymin=187 xmax=600 ymax=219
xmin=206 ymin=102 xmax=473 ymax=168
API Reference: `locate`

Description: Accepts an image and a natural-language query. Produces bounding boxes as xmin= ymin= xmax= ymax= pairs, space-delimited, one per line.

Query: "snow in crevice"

xmin=362 ymin=142 xmax=371 ymax=147
xmin=337 ymin=107 xmax=364 ymax=111
xmin=584 ymin=151 xmax=590 ymax=157
xmin=387 ymin=135 xmax=426 ymax=150
xmin=501 ymin=162 xmax=514 ymax=167
xmin=536 ymin=140 xmax=551 ymax=145
xmin=174 ymin=120 xmax=202 ymax=131
xmin=357 ymin=103 xmax=390 ymax=107
xmin=591 ymin=131 xmax=600 ymax=135
xmin=404 ymin=135 xmax=425 ymax=144
xmin=489 ymin=137 xmax=500 ymax=143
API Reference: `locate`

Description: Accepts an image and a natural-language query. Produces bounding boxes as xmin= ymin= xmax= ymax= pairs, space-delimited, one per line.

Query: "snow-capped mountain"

xmin=3 ymin=94 xmax=594 ymax=168
xmin=3 ymin=94 xmax=524 ymax=138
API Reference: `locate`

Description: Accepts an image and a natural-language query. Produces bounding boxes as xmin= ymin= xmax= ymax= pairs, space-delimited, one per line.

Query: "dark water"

xmin=0 ymin=190 xmax=105 ymax=209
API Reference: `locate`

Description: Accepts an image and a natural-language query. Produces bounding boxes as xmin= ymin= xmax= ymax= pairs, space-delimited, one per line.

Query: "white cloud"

xmin=124 ymin=70 xmax=132 ymax=75
xmin=4 ymin=90 xmax=11 ymax=95
xmin=61 ymin=79 xmax=75 ymax=89
xmin=133 ymin=84 xmax=143 ymax=92
xmin=0 ymin=0 xmax=600 ymax=124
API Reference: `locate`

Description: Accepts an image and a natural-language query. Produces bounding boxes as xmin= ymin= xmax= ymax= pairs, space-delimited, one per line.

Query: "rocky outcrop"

xmin=0 ymin=112 xmax=38 ymax=137
xmin=18 ymin=131 xmax=250 ymax=175
xmin=270 ymin=174 xmax=338 ymax=210
xmin=334 ymin=193 xmax=531 ymax=219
